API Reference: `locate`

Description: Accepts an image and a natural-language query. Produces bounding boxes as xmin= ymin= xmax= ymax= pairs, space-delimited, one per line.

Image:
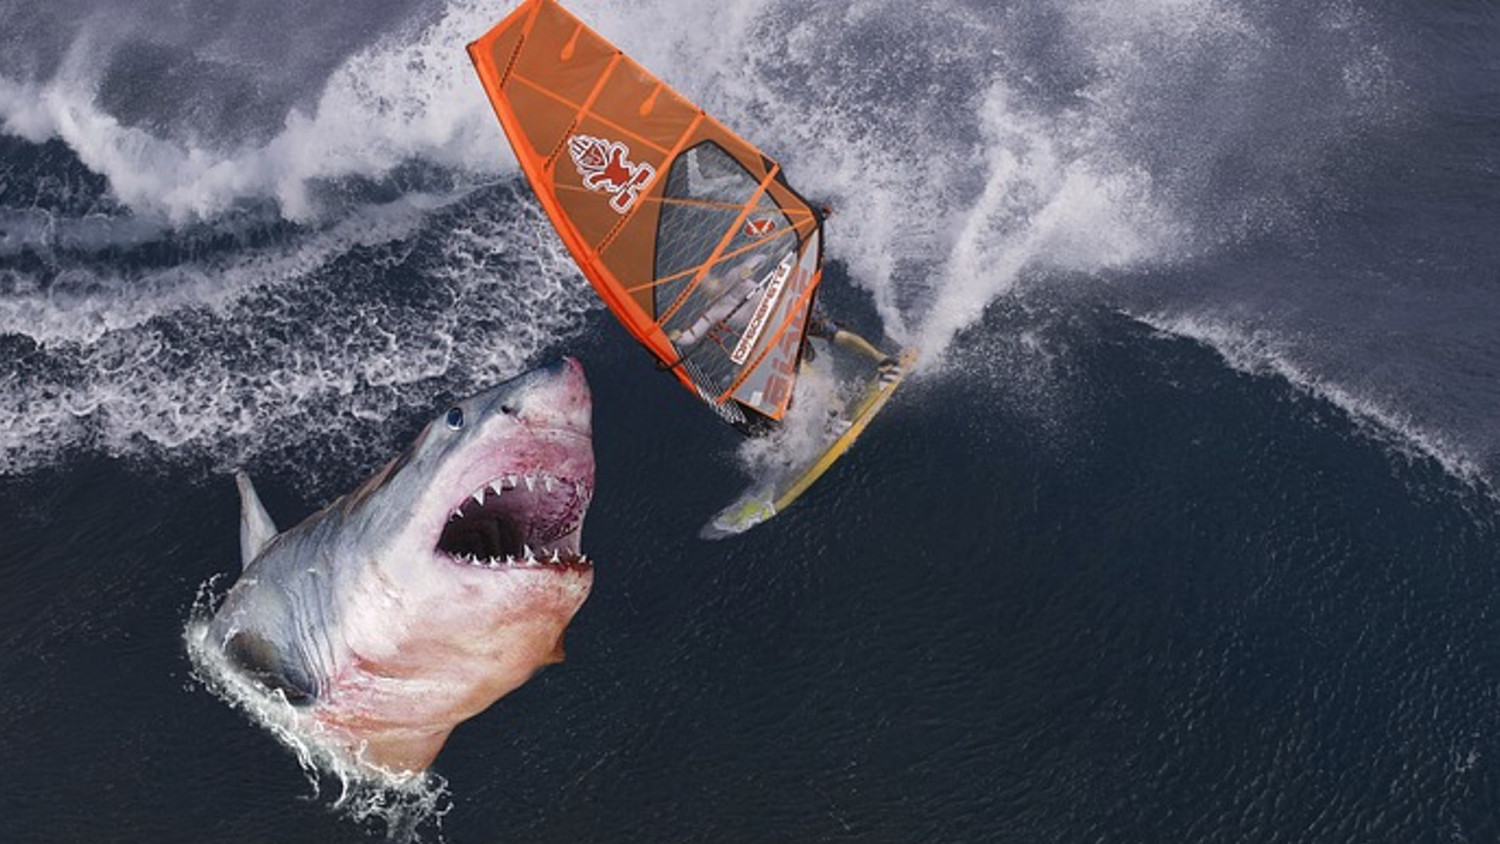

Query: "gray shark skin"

xmin=206 ymin=358 xmax=594 ymax=775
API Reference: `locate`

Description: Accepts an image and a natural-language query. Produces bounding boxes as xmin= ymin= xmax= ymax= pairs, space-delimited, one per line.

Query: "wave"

xmin=0 ymin=0 xmax=1425 ymax=484
xmin=675 ymin=0 xmax=1401 ymax=361
xmin=0 ymin=0 xmax=509 ymax=223
xmin=1134 ymin=310 xmax=1490 ymax=490
xmin=2 ymin=0 xmax=1399 ymax=279
xmin=0 ymin=188 xmax=595 ymax=477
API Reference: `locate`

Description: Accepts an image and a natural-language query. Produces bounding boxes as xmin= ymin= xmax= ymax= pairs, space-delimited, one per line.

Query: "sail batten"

xmin=468 ymin=0 xmax=823 ymax=428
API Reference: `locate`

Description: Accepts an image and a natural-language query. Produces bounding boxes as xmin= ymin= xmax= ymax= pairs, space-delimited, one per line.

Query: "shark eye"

xmin=445 ymin=407 xmax=465 ymax=430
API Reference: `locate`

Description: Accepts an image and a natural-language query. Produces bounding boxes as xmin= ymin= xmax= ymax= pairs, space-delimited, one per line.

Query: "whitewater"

xmin=7 ymin=0 xmax=1481 ymax=487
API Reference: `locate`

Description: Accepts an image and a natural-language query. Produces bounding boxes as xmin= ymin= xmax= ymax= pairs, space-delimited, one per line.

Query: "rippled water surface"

xmin=4 ymin=0 xmax=1500 ymax=841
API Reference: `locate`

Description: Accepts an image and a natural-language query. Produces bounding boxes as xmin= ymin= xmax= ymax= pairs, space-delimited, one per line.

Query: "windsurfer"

xmin=800 ymin=205 xmax=900 ymax=384
xmin=805 ymin=310 xmax=902 ymax=385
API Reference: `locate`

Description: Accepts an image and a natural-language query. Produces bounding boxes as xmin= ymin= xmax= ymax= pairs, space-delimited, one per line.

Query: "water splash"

xmin=183 ymin=577 xmax=453 ymax=842
xmin=731 ymin=346 xmax=852 ymax=484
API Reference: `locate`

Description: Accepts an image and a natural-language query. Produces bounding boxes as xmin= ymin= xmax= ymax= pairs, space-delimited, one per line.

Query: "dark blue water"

xmin=4 ymin=0 xmax=1500 ymax=841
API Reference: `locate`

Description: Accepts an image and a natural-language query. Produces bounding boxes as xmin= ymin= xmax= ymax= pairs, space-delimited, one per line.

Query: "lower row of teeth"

xmin=453 ymin=548 xmax=588 ymax=567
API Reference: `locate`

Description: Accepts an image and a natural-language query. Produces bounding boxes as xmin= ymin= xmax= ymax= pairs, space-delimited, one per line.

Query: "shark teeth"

xmin=451 ymin=548 xmax=590 ymax=570
xmin=440 ymin=470 xmax=593 ymax=567
xmin=452 ymin=471 xmax=592 ymax=519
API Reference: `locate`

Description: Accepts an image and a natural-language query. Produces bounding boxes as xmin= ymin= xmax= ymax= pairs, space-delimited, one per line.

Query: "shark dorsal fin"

xmin=236 ymin=472 xmax=279 ymax=569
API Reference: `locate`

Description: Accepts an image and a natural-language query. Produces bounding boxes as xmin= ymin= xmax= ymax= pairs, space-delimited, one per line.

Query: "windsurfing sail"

xmin=467 ymin=0 xmax=824 ymax=432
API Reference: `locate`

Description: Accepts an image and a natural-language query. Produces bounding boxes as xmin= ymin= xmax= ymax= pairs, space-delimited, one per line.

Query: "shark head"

xmin=328 ymin=356 xmax=595 ymax=625
xmin=216 ymin=357 xmax=597 ymax=774
xmin=360 ymin=356 xmax=594 ymax=577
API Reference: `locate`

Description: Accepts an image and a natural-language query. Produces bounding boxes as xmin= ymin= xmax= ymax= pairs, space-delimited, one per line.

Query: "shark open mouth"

xmin=437 ymin=471 xmax=591 ymax=570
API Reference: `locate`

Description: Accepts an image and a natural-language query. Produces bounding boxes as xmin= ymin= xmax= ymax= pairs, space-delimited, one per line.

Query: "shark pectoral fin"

xmin=236 ymin=472 xmax=279 ymax=569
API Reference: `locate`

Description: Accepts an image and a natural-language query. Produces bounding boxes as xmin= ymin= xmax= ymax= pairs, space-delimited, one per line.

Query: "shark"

xmin=203 ymin=357 xmax=595 ymax=775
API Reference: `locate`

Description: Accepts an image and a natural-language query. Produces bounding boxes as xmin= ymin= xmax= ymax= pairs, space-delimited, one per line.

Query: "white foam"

xmin=0 ymin=192 xmax=594 ymax=476
xmin=0 ymin=194 xmax=444 ymax=346
xmin=183 ymin=580 xmax=451 ymax=841
xmin=0 ymin=0 xmax=512 ymax=223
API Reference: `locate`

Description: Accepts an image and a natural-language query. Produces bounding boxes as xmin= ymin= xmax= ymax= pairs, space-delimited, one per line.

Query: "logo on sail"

xmin=567 ymin=134 xmax=656 ymax=214
xmin=743 ymin=217 xmax=777 ymax=239
xmin=730 ymin=251 xmax=797 ymax=365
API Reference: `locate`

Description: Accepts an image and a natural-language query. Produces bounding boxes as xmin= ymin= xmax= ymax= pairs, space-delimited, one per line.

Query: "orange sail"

xmin=468 ymin=0 xmax=823 ymax=431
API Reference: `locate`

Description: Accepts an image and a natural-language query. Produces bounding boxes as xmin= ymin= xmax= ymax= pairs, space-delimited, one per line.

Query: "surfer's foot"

xmin=876 ymin=357 xmax=901 ymax=385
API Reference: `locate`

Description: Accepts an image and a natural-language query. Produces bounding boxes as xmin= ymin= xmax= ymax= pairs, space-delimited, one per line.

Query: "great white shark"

xmin=203 ymin=358 xmax=595 ymax=775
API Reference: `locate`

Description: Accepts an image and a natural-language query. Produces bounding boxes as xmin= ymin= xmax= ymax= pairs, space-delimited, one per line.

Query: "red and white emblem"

xmin=566 ymin=134 xmax=655 ymax=214
xmin=742 ymin=217 xmax=777 ymax=239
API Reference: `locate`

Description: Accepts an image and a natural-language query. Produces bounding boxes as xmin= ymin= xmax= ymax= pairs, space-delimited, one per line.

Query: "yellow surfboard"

xmin=701 ymin=348 xmax=918 ymax=539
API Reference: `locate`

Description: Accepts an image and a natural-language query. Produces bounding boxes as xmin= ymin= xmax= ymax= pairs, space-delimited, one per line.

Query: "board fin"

xmin=235 ymin=472 xmax=278 ymax=569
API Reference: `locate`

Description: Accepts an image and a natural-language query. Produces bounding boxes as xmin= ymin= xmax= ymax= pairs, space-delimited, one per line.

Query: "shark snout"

xmin=483 ymin=356 xmax=591 ymax=436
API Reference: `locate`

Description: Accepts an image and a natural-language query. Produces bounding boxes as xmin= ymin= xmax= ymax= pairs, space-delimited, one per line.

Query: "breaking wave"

xmin=0 ymin=0 xmax=506 ymax=222
xmin=1134 ymin=310 xmax=1489 ymax=490
xmin=4 ymin=0 xmax=1471 ymax=494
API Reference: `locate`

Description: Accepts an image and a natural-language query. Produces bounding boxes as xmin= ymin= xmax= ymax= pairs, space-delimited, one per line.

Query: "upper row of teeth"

xmin=454 ymin=548 xmax=589 ymax=568
xmin=451 ymin=472 xmax=589 ymax=519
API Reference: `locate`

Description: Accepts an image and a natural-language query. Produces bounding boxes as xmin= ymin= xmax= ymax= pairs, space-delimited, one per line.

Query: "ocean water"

xmin=3 ymin=0 xmax=1499 ymax=841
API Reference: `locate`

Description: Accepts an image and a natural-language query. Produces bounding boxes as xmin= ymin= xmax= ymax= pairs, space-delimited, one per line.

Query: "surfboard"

xmin=701 ymin=348 xmax=918 ymax=540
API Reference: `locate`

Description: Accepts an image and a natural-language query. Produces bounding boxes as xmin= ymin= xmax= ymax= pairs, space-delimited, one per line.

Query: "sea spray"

xmin=183 ymin=577 xmax=453 ymax=842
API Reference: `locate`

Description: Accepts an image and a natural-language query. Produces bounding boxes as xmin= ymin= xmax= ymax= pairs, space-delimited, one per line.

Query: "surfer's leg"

xmin=830 ymin=329 xmax=900 ymax=385
xmin=832 ymin=328 xmax=893 ymax=364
